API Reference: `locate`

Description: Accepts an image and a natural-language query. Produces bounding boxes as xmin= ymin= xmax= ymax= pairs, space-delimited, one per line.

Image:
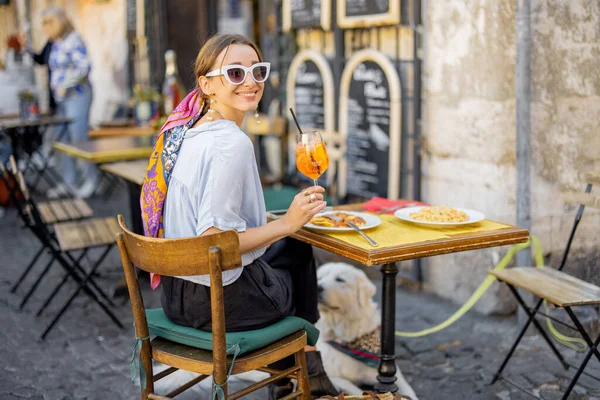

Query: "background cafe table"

xmin=89 ymin=125 xmax=156 ymax=139
xmin=269 ymin=206 xmax=529 ymax=394
xmin=1 ymin=115 xmax=72 ymax=190
xmin=53 ymin=136 xmax=154 ymax=164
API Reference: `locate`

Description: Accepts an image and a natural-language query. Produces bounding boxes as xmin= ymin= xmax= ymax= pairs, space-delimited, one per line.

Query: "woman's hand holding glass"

xmin=281 ymin=186 xmax=326 ymax=233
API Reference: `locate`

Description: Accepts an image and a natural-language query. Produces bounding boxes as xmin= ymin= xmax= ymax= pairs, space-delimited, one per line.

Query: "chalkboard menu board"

xmin=337 ymin=0 xmax=400 ymax=28
xmin=339 ymin=50 xmax=401 ymax=199
xmin=283 ymin=0 xmax=332 ymax=32
xmin=286 ymin=50 xmax=335 ymax=184
xmin=126 ymin=0 xmax=136 ymax=34
xmin=293 ymin=60 xmax=325 ymax=128
xmin=346 ymin=0 xmax=389 ymax=16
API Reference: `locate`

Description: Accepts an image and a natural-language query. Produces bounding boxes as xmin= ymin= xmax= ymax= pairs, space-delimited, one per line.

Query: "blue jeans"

xmin=0 ymin=136 xmax=12 ymax=165
xmin=56 ymin=83 xmax=98 ymax=188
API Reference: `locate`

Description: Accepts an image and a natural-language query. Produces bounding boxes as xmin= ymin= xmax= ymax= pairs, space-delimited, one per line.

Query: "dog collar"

xmin=327 ymin=327 xmax=381 ymax=369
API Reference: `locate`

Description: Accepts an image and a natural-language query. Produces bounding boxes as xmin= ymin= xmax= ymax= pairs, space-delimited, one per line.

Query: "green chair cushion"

xmin=263 ymin=185 xmax=299 ymax=211
xmin=145 ymin=308 xmax=319 ymax=355
xmin=263 ymin=185 xmax=330 ymax=211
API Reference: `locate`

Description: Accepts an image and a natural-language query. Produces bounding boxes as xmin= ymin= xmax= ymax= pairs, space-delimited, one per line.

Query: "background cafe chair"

xmin=0 ymin=158 xmax=123 ymax=339
xmin=1 ymin=156 xmax=94 ymax=297
xmin=116 ymin=215 xmax=317 ymax=400
xmin=489 ymin=173 xmax=600 ymax=399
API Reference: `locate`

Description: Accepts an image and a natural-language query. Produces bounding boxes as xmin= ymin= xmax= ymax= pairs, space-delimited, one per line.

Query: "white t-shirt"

xmin=163 ymin=119 xmax=267 ymax=286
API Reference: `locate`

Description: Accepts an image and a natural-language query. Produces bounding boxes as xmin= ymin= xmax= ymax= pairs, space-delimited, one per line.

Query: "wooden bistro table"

xmin=270 ymin=205 xmax=529 ymax=393
xmin=53 ymin=136 xmax=154 ymax=164
xmin=89 ymin=125 xmax=156 ymax=139
xmin=100 ymin=159 xmax=148 ymax=234
xmin=1 ymin=115 xmax=72 ymax=190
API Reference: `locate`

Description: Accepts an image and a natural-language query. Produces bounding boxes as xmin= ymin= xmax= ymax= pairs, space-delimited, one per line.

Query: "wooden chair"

xmin=489 ymin=174 xmax=600 ymax=399
xmin=1 ymin=159 xmax=123 ymax=338
xmin=116 ymin=215 xmax=312 ymax=400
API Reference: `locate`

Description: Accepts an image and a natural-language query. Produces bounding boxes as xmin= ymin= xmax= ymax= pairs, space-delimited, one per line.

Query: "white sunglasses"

xmin=205 ymin=62 xmax=271 ymax=85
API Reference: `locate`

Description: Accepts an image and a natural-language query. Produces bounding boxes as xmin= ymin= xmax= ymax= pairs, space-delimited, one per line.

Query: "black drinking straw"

xmin=289 ymin=108 xmax=304 ymax=135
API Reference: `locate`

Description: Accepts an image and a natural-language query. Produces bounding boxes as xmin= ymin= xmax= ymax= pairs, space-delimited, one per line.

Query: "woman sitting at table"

xmin=140 ymin=34 xmax=338 ymax=399
xmin=34 ymin=6 xmax=97 ymax=198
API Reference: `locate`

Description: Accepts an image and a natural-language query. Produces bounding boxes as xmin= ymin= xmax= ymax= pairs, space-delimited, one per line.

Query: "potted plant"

xmin=18 ymin=89 xmax=40 ymax=121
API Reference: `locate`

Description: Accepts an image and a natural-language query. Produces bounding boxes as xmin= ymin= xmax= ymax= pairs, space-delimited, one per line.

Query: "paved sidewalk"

xmin=1 ymin=189 xmax=599 ymax=400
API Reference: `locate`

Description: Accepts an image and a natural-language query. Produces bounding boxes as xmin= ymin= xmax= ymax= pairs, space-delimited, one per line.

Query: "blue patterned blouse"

xmin=48 ymin=31 xmax=91 ymax=101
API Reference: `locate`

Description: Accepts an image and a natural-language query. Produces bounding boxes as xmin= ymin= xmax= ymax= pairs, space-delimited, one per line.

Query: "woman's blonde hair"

xmin=41 ymin=6 xmax=74 ymax=37
xmin=194 ymin=34 xmax=263 ymax=97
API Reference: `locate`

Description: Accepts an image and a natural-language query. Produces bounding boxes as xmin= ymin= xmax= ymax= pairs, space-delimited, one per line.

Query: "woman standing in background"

xmin=24 ymin=6 xmax=97 ymax=198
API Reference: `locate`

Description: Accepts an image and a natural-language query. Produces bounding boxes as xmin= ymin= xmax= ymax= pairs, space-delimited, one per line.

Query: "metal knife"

xmin=328 ymin=213 xmax=379 ymax=247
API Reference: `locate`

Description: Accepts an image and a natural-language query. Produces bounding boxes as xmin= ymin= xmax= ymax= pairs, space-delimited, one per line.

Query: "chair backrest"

xmin=558 ymin=181 xmax=596 ymax=272
xmin=115 ymin=215 xmax=242 ymax=386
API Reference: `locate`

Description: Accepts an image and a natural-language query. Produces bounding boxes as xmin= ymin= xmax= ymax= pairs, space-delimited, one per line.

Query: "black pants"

xmin=161 ymin=237 xmax=319 ymax=332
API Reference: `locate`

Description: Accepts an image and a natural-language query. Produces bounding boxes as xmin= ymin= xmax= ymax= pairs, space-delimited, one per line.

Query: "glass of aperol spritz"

xmin=296 ymin=129 xmax=329 ymax=186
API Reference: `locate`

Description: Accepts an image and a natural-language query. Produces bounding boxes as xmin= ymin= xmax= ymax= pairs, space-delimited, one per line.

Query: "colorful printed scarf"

xmin=140 ymin=88 xmax=204 ymax=289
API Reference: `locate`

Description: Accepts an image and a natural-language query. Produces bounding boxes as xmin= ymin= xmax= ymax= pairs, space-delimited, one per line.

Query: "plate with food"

xmin=305 ymin=211 xmax=382 ymax=231
xmin=394 ymin=206 xmax=485 ymax=227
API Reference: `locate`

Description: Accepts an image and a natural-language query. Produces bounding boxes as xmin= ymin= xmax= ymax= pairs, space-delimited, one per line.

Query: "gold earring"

xmin=207 ymin=97 xmax=216 ymax=121
xmin=255 ymin=109 xmax=260 ymax=124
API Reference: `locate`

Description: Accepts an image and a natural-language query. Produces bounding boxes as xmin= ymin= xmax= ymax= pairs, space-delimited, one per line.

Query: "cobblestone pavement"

xmin=1 ymin=187 xmax=599 ymax=400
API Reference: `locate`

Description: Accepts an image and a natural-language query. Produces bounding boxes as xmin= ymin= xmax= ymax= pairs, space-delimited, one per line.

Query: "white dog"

xmin=316 ymin=262 xmax=419 ymax=400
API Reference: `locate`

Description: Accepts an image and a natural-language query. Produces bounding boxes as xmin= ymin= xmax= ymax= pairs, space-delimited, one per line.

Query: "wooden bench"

xmin=53 ymin=217 xmax=121 ymax=252
xmin=37 ymin=198 xmax=93 ymax=224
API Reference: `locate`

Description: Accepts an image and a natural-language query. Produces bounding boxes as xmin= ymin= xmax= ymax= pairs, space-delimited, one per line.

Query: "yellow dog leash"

xmin=395 ymin=236 xmax=587 ymax=352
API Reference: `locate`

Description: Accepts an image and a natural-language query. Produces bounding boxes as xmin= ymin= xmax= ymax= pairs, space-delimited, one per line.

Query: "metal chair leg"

xmin=19 ymin=256 xmax=55 ymax=310
xmin=58 ymin=246 xmax=115 ymax=309
xmin=559 ymin=311 xmax=600 ymax=400
xmin=491 ymin=296 xmax=545 ymax=384
xmin=11 ymin=245 xmax=45 ymax=293
xmin=41 ymin=248 xmax=124 ymax=340
xmin=507 ymin=285 xmax=568 ymax=368
xmin=565 ymin=307 xmax=600 ymax=362
xmin=36 ymin=250 xmax=89 ymax=317
xmin=64 ymin=249 xmax=117 ymax=307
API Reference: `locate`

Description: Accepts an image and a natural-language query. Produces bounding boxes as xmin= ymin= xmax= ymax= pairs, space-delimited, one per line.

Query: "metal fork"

xmin=328 ymin=213 xmax=379 ymax=247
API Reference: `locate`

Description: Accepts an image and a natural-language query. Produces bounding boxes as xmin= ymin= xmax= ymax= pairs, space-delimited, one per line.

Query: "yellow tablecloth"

xmin=312 ymin=214 xmax=512 ymax=250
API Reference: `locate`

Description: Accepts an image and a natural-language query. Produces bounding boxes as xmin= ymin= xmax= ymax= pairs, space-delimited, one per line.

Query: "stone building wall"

xmin=423 ymin=0 xmax=600 ymax=314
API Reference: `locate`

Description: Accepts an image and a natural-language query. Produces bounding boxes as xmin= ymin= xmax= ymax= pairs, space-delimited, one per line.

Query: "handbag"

xmin=0 ymin=167 xmax=21 ymax=207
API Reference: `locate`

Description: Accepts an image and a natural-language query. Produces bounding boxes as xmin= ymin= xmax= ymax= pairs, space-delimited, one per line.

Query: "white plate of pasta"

xmin=394 ymin=206 xmax=485 ymax=227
